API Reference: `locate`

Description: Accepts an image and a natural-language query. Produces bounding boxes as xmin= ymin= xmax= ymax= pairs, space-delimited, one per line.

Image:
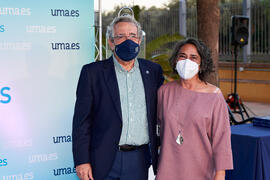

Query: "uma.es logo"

xmin=2 ymin=172 xmax=34 ymax=180
xmin=53 ymin=135 xmax=72 ymax=144
xmin=0 ymin=158 xmax=8 ymax=167
xmin=28 ymin=152 xmax=58 ymax=163
xmin=0 ymin=25 xmax=5 ymax=32
xmin=53 ymin=167 xmax=76 ymax=176
xmin=51 ymin=9 xmax=79 ymax=17
xmin=0 ymin=7 xmax=31 ymax=16
xmin=51 ymin=42 xmax=80 ymax=50
xmin=0 ymin=87 xmax=11 ymax=104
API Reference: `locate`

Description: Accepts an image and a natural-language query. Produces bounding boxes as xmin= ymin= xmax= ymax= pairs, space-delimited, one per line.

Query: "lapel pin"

xmin=146 ymin=70 xmax=149 ymax=74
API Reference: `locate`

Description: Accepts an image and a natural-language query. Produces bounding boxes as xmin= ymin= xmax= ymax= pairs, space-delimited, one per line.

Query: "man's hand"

xmin=76 ymin=163 xmax=94 ymax=180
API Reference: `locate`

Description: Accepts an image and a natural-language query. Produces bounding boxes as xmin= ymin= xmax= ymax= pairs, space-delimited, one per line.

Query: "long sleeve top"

xmin=156 ymin=81 xmax=233 ymax=180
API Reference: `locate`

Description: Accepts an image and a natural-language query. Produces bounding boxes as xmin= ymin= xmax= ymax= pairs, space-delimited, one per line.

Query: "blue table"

xmin=226 ymin=124 xmax=270 ymax=180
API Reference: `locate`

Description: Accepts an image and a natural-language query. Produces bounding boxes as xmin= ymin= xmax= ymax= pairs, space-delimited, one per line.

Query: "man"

xmin=72 ymin=14 xmax=164 ymax=180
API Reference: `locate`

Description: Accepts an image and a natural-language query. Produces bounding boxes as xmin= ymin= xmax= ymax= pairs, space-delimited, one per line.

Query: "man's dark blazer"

xmin=72 ymin=56 xmax=164 ymax=180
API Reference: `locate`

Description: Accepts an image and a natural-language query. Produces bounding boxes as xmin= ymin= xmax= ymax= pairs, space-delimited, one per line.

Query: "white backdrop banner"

xmin=0 ymin=0 xmax=94 ymax=179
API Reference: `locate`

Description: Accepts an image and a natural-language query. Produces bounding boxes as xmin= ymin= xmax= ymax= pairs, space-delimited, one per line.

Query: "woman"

xmin=156 ymin=38 xmax=233 ymax=180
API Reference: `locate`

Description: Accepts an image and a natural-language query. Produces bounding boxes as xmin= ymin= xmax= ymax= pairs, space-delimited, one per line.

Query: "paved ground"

xmin=231 ymin=101 xmax=270 ymax=123
xmin=149 ymin=166 xmax=155 ymax=180
xmin=244 ymin=101 xmax=270 ymax=117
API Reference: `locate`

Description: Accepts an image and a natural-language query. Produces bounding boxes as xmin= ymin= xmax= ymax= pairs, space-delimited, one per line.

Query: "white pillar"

xmin=179 ymin=0 xmax=187 ymax=37
xmin=99 ymin=0 xmax=102 ymax=60
xmin=243 ymin=0 xmax=251 ymax=63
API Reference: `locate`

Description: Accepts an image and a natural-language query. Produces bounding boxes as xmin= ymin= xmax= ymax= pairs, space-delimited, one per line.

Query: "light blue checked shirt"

xmin=113 ymin=56 xmax=149 ymax=146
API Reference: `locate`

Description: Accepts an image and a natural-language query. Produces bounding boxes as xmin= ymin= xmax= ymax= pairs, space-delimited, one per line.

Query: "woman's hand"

xmin=213 ymin=170 xmax=225 ymax=180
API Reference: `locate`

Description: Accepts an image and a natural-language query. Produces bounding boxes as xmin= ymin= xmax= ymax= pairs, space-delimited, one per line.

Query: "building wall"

xmin=219 ymin=63 xmax=270 ymax=102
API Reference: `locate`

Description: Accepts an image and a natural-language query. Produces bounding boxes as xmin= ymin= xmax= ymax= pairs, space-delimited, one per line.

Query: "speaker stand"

xmin=226 ymin=45 xmax=252 ymax=125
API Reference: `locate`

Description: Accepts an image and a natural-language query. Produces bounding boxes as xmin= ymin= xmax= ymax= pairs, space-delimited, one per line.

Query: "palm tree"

xmin=197 ymin=0 xmax=220 ymax=86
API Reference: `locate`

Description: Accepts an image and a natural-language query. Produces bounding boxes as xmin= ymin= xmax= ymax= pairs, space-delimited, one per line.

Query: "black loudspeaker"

xmin=231 ymin=16 xmax=249 ymax=46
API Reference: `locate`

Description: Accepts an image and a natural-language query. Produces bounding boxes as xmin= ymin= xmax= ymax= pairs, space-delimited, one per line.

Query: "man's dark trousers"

xmin=104 ymin=145 xmax=151 ymax=180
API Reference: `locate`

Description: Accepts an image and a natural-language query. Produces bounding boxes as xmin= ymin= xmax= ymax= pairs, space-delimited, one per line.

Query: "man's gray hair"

xmin=106 ymin=15 xmax=142 ymax=41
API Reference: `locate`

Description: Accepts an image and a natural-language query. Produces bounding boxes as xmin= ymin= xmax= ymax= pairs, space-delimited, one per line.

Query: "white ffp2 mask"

xmin=175 ymin=59 xmax=199 ymax=80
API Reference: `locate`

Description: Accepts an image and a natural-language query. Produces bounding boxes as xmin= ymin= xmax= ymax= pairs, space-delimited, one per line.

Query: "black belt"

xmin=119 ymin=144 xmax=147 ymax=152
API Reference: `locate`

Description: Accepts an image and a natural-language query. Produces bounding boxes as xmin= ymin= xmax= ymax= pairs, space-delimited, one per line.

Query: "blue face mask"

xmin=115 ymin=39 xmax=140 ymax=61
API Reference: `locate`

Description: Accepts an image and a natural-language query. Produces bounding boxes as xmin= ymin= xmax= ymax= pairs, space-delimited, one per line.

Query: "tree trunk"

xmin=197 ymin=0 xmax=220 ymax=86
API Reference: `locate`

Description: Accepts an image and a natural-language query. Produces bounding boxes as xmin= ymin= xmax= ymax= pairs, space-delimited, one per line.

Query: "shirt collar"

xmin=113 ymin=55 xmax=139 ymax=73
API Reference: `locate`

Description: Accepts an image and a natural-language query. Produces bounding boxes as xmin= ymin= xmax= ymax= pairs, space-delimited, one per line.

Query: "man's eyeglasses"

xmin=113 ymin=34 xmax=139 ymax=41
